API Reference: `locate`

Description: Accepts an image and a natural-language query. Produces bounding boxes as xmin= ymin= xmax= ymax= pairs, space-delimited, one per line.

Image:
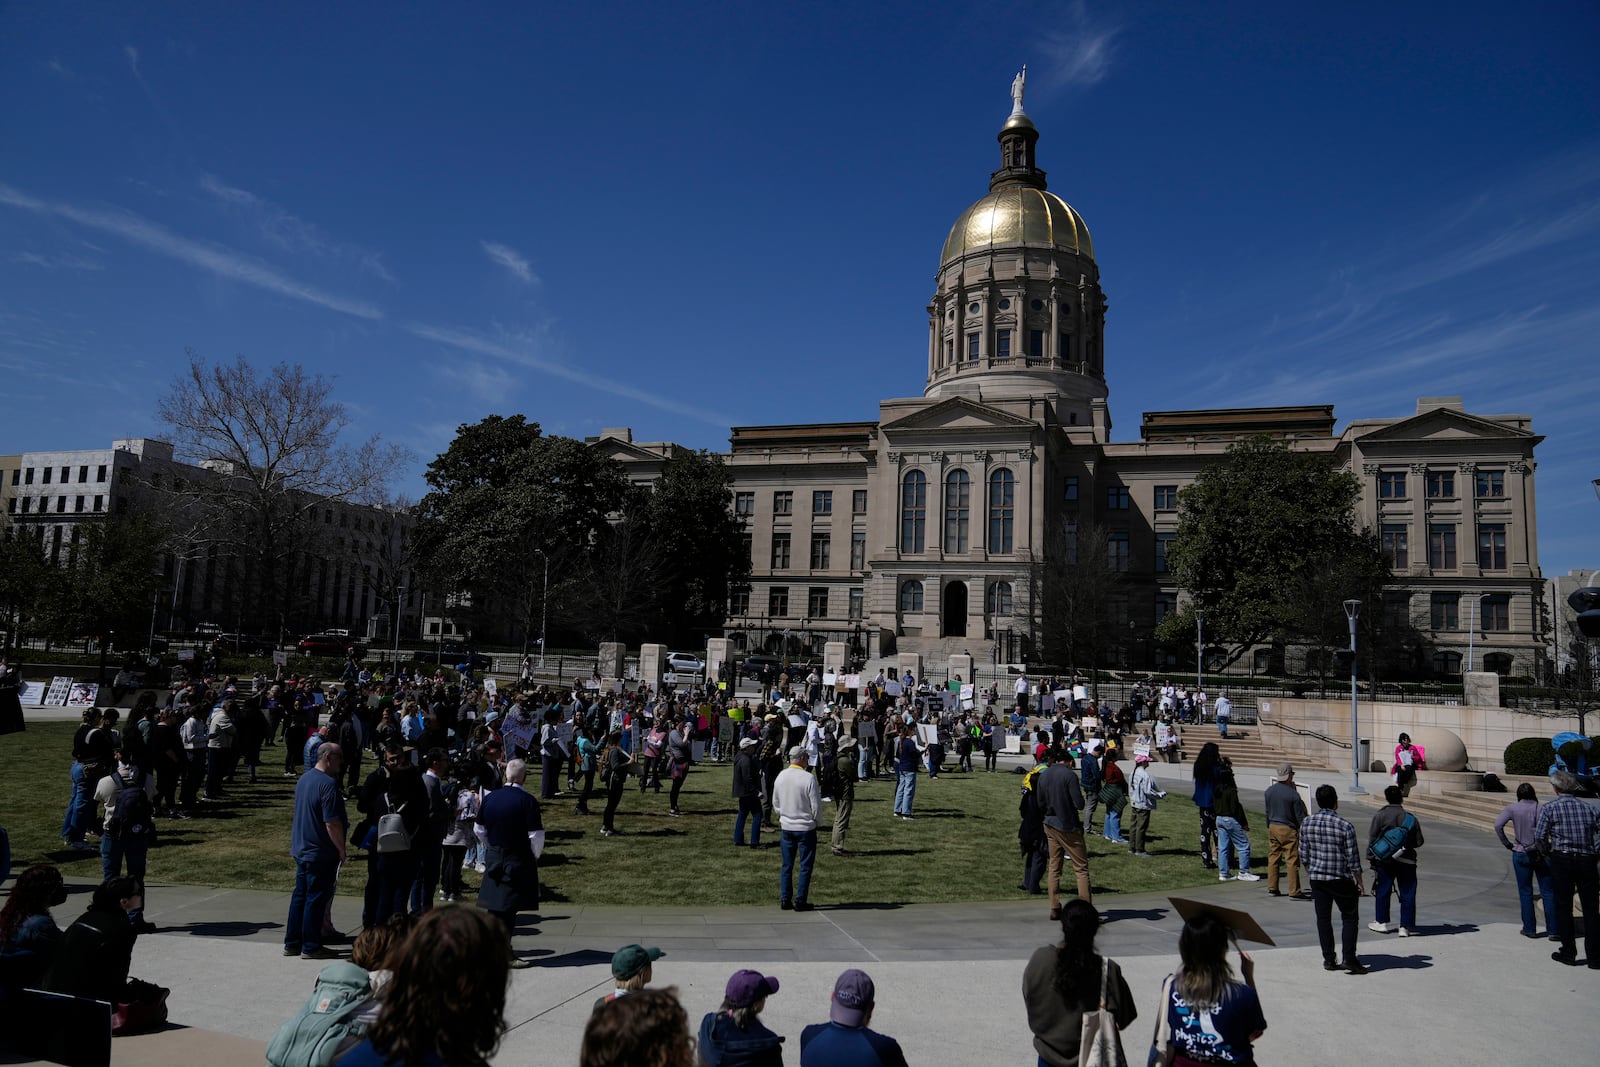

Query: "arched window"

xmin=988 ymin=468 xmax=1014 ymax=552
xmin=986 ymin=580 xmax=1013 ymax=615
xmin=900 ymin=471 xmax=926 ymax=553
xmin=1432 ymin=650 xmax=1462 ymax=676
xmin=944 ymin=469 xmax=970 ymax=552
xmin=899 ymin=580 xmax=924 ymax=613
xmin=1483 ymin=652 xmax=1514 ymax=676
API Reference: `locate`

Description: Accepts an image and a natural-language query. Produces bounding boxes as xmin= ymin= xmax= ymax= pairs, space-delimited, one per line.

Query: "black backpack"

xmin=107 ymin=769 xmax=155 ymax=840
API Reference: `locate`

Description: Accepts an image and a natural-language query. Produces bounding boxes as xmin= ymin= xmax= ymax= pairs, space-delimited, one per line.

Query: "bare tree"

xmin=154 ymin=352 xmax=410 ymax=637
xmin=1035 ymin=520 xmax=1126 ymax=698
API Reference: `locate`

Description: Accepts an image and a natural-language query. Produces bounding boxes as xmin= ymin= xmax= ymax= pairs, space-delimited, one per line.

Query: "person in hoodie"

xmin=697 ymin=969 xmax=783 ymax=1067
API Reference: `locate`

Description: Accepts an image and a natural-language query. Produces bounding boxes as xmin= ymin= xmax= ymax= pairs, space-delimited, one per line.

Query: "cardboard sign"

xmin=845 ymin=673 xmax=862 ymax=690
xmin=918 ymin=724 xmax=940 ymax=745
xmin=483 ymin=677 xmax=498 ymax=696
xmin=66 ymin=682 xmax=99 ymax=706
xmin=19 ymin=680 xmax=45 ymax=705
xmin=1167 ymin=896 xmax=1275 ymax=946
xmin=499 ymin=715 xmax=537 ymax=753
xmin=718 ymin=718 xmax=740 ymax=741
xmin=856 ymin=719 xmax=878 ymax=741
xmin=1073 ymin=685 xmax=1088 ymax=702
xmin=885 ymin=681 xmax=902 ymax=696
xmin=822 ymin=671 xmax=838 ymax=686
xmin=272 ymin=651 xmax=289 ymax=667
xmin=44 ymin=677 xmax=74 ymax=706
xmin=1052 ymin=689 xmax=1072 ymax=705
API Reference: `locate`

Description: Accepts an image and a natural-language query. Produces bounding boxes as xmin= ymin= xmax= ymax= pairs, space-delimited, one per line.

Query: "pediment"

xmin=880 ymin=396 xmax=1039 ymax=434
xmin=591 ymin=438 xmax=666 ymax=463
xmin=1354 ymin=408 xmax=1530 ymax=444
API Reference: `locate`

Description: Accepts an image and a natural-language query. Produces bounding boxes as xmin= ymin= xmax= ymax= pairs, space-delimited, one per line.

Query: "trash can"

xmin=1358 ymin=738 xmax=1371 ymax=770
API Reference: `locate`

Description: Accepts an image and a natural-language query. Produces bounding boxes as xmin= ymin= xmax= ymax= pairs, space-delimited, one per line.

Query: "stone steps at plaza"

xmin=1177 ymin=725 xmax=1335 ymax=772
xmin=1397 ymin=787 xmax=1540 ymax=835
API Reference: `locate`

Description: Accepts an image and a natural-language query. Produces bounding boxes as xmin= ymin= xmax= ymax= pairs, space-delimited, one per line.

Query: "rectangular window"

xmin=945 ymin=339 xmax=953 ymax=364
xmin=77 ymin=465 xmax=87 ymax=482
xmin=1027 ymin=329 xmax=1044 ymax=361
xmin=773 ymin=491 xmax=792 ymax=515
xmin=1154 ymin=532 xmax=1176 ymax=574
xmin=848 ymin=588 xmax=864 ymax=620
xmin=5 ymin=498 xmax=13 ymax=514
xmin=96 ymin=464 xmax=107 ymax=482
xmin=729 ymin=590 xmax=750 ymax=616
xmin=1381 ymin=523 xmax=1409 ymax=569
xmin=24 ymin=468 xmax=33 ymax=485
xmin=768 ymin=587 xmax=789 ymax=616
xmin=1064 ymin=476 xmax=1079 ymax=502
xmin=1477 ymin=523 xmax=1507 ymax=570
xmin=1382 ymin=591 xmax=1411 ymax=627
xmin=995 ymin=329 xmax=1011 ymax=360
xmin=93 ymin=495 xmax=103 ymax=512
xmin=734 ymin=492 xmax=754 ymax=516
xmin=41 ymin=467 xmax=51 ymax=485
xmin=967 ymin=332 xmax=980 ymax=360
xmin=1428 ymin=524 xmax=1457 ymax=569
xmin=1059 ymin=332 xmax=1072 ymax=362
xmin=1378 ymin=471 xmax=1406 ymax=499
xmin=1481 ymin=595 xmax=1510 ymax=632
xmin=1475 ymin=470 xmax=1505 ymax=498
xmin=1107 ymin=531 xmax=1131 ymax=572
xmin=741 ymin=532 xmax=753 ymax=564
xmin=808 ymin=587 xmax=829 ymax=618
xmin=56 ymin=496 xmax=66 ymax=513
xmin=1430 ymin=593 xmax=1459 ymax=631
xmin=9 ymin=469 xmax=17 ymax=486
xmin=810 ymin=531 xmax=831 ymax=569
xmin=850 ymin=531 xmax=866 ymax=570
xmin=1063 ymin=521 xmax=1079 ymax=564
xmin=1426 ymin=470 xmax=1456 ymax=499
xmin=59 ymin=467 xmax=68 ymax=483
xmin=770 ymin=532 xmax=791 ymax=569
xmin=1106 ymin=486 xmax=1130 ymax=510
xmin=74 ymin=495 xmax=85 ymax=513
xmin=1154 ymin=485 xmax=1179 ymax=511
xmin=812 ymin=490 xmax=832 ymax=515
xmin=19 ymin=497 xmax=30 ymax=514
xmin=1154 ymin=593 xmax=1176 ymax=626
xmin=852 ymin=489 xmax=867 ymax=514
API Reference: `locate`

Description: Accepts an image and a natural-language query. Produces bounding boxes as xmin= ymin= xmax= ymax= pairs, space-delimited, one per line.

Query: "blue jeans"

xmin=1373 ymin=861 xmax=1418 ymax=928
xmin=100 ymin=833 xmax=149 ymax=921
xmin=285 ymin=857 xmax=339 ymax=953
xmin=894 ymin=771 xmax=917 ymax=815
xmin=1216 ymin=815 xmax=1250 ymax=876
xmin=779 ymin=829 xmax=817 ymax=904
xmin=61 ymin=763 xmax=94 ymax=842
xmin=1512 ymin=850 xmax=1557 ymax=936
xmin=1103 ymin=808 xmax=1125 ymax=842
xmin=858 ymin=745 xmax=872 ymax=780
xmin=1218 ymin=715 xmax=1229 ymax=738
xmin=734 ymin=795 xmax=763 ymax=847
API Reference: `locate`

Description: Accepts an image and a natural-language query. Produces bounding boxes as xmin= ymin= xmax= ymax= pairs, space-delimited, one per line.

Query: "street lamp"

xmin=533 ymin=549 xmax=549 ymax=668
xmin=1195 ymin=610 xmax=1204 ymax=692
xmin=1343 ymin=598 xmax=1366 ymax=795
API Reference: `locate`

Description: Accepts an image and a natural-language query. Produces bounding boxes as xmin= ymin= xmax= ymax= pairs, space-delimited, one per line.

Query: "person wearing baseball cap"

xmin=799 ymin=968 xmax=907 ymax=1066
xmin=1127 ymin=751 xmax=1167 ymax=857
xmin=1263 ymin=762 xmax=1309 ymax=898
xmin=773 ymin=745 xmax=821 ymax=911
xmin=591 ymin=944 xmax=664 ymax=1012
xmin=697 ymin=969 xmax=783 ymax=1064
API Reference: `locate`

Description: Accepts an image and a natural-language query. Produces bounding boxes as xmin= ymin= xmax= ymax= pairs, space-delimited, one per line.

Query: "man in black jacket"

xmin=733 ymin=736 xmax=764 ymax=848
xmin=356 ymin=743 xmax=428 ymax=928
xmin=412 ymin=747 xmax=452 ymax=913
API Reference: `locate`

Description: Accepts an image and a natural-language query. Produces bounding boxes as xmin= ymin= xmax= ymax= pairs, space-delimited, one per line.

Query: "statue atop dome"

xmin=1010 ymin=66 xmax=1027 ymax=116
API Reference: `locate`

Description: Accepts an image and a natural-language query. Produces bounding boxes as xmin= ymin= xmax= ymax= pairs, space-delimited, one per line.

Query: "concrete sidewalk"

xmin=72 ymin=778 xmax=1592 ymax=1067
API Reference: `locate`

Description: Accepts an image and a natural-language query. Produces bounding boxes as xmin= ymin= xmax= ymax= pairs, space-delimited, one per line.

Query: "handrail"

xmin=1257 ymin=714 xmax=1351 ymax=750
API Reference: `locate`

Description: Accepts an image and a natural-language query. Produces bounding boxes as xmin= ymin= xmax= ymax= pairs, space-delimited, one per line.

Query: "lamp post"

xmin=1344 ymin=598 xmax=1366 ymax=795
xmin=1195 ymin=610 xmax=1204 ymax=693
xmin=532 ymin=549 xmax=549 ymax=668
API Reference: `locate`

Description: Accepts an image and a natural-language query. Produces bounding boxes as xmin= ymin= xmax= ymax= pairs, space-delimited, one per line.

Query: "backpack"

xmin=375 ymin=791 xmax=412 ymax=853
xmin=264 ymin=961 xmax=375 ymax=1067
xmin=1367 ymin=813 xmax=1417 ymax=864
xmin=106 ymin=770 xmax=154 ymax=840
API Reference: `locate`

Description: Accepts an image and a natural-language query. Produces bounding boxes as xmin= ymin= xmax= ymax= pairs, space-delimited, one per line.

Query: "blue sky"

xmin=2 ymin=2 xmax=1597 ymax=575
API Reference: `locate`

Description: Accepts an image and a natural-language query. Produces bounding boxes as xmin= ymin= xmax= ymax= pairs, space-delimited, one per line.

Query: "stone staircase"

xmin=1177 ymin=725 xmax=1336 ymax=772
xmin=1396 ymin=774 xmax=1554 ymax=834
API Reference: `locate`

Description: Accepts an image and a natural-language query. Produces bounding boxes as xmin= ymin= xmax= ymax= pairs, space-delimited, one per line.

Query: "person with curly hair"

xmin=1191 ymin=743 xmax=1223 ymax=871
xmin=581 ymin=987 xmax=696 ymax=1067
xmin=337 ymin=906 xmax=511 ymax=1067
xmin=0 ymin=864 xmax=68 ymax=982
xmin=1022 ymin=899 xmax=1137 ymax=1067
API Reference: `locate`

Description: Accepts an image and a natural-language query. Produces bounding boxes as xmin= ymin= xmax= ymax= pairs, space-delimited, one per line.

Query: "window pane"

xmin=850 ymin=531 xmax=866 ymax=570
xmin=987 ymin=469 xmax=1014 ymax=553
xmin=1477 ymin=524 xmax=1506 ymax=570
xmin=944 ymin=470 xmax=970 ymax=553
xmin=852 ymin=489 xmax=867 ymax=514
xmin=900 ymin=472 xmax=926 ymax=553
xmin=1381 ymin=524 xmax=1409 ymax=568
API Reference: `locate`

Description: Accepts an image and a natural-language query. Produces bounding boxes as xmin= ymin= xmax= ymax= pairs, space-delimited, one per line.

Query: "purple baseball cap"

xmin=724 ymin=969 xmax=780 ymax=1008
xmin=829 ymin=968 xmax=875 ymax=1026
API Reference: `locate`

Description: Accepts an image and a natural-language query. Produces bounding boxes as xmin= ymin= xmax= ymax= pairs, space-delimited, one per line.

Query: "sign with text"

xmin=44 ymin=677 xmax=74 ymax=706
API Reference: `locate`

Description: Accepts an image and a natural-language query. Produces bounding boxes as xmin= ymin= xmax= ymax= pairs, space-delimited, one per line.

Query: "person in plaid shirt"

xmin=1300 ymin=784 xmax=1367 ymax=974
xmin=1535 ymin=770 xmax=1600 ymax=967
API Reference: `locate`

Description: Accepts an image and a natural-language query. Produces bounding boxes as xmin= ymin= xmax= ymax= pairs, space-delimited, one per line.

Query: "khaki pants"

xmin=1045 ymin=825 xmax=1092 ymax=910
xmin=1267 ymin=823 xmax=1301 ymax=895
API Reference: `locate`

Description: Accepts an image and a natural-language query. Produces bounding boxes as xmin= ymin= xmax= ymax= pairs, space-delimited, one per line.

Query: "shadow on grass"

xmin=622 ymin=828 xmax=690 ymax=838
xmin=851 ymin=848 xmax=931 ymax=858
xmin=164 ymin=919 xmax=283 ymax=936
xmin=1360 ymin=952 xmax=1434 ymax=970
xmin=898 ymin=809 xmax=972 ymax=820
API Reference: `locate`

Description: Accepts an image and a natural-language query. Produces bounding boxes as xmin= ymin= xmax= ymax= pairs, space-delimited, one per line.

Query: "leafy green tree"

xmin=1156 ymin=435 xmax=1391 ymax=671
xmin=0 ymin=529 xmax=50 ymax=653
xmin=414 ymin=416 xmax=628 ymax=652
xmin=638 ymin=450 xmax=750 ymax=645
xmin=1035 ymin=520 xmax=1125 ymax=696
xmin=36 ymin=516 xmax=167 ymax=651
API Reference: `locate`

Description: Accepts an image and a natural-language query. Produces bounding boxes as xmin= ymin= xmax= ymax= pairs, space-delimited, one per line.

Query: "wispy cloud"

xmin=0 ymin=184 xmax=383 ymax=320
xmin=12 ymin=251 xmax=104 ymax=271
xmin=199 ymin=173 xmax=396 ymax=282
xmin=123 ymin=45 xmax=141 ymax=79
xmin=47 ymin=58 xmax=73 ymax=79
xmin=438 ymin=359 xmax=517 ymax=405
xmin=480 ymin=240 xmax=537 ymax=285
xmin=1038 ymin=2 xmax=1119 ymax=90
xmin=405 ymin=321 xmax=734 ymax=426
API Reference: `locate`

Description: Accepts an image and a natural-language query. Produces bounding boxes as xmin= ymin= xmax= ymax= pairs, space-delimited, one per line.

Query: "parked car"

xmin=666 ymin=652 xmax=705 ymax=674
xmin=439 ymin=643 xmax=492 ymax=670
xmin=298 ymin=633 xmax=366 ymax=657
xmin=216 ymin=633 xmax=275 ymax=657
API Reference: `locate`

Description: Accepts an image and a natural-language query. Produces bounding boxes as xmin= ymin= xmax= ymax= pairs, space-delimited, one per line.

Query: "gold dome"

xmin=939 ymin=186 xmax=1094 ymax=265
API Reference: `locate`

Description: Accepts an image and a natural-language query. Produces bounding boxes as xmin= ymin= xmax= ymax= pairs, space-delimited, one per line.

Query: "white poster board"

xmin=19 ymin=680 xmax=46 ymax=705
xmin=822 ymin=671 xmax=838 ymax=686
xmin=1051 ymin=689 xmax=1072 ymax=706
xmin=1133 ymin=745 xmax=1151 ymax=759
xmin=66 ymin=682 xmax=99 ymax=706
xmin=959 ymin=684 xmax=975 ymax=711
xmin=45 ymin=677 xmax=74 ymax=706
xmin=845 ymin=673 xmax=862 ymax=690
xmin=1072 ymin=685 xmax=1088 ymax=702
xmin=272 ymin=650 xmax=289 ymax=667
xmin=918 ymin=724 xmax=940 ymax=745
xmin=499 ymin=715 xmax=537 ymax=753
xmin=885 ymin=680 xmax=902 ymax=696
xmin=483 ymin=677 xmax=498 ymax=696
xmin=1080 ymin=715 xmax=1099 ymax=731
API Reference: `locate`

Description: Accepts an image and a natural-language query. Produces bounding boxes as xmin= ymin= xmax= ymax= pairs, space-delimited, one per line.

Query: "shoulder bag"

xmin=1080 ymin=956 xmax=1128 ymax=1067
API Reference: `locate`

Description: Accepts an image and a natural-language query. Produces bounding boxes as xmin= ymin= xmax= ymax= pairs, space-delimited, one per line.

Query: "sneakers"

xmin=474 ymin=862 xmax=487 ymax=873
xmin=780 ymin=900 xmax=794 ymax=910
xmin=1235 ymin=872 xmax=1261 ymax=882
xmin=1397 ymin=926 xmax=1412 ymax=937
xmin=1368 ymin=921 xmax=1395 ymax=934
xmin=1266 ymin=888 xmax=1282 ymax=897
xmin=300 ymin=947 xmax=338 ymax=960
xmin=1218 ymin=873 xmax=1234 ymax=882
xmin=283 ymin=945 xmax=301 ymax=957
xmin=1344 ymin=960 xmax=1369 ymax=975
xmin=793 ymin=901 xmax=814 ymax=912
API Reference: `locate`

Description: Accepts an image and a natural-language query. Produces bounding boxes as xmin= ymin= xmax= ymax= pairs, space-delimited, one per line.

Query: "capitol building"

xmin=595 ymin=86 xmax=1546 ymax=683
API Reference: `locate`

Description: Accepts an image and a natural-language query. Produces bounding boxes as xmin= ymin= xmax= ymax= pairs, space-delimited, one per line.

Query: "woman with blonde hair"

xmin=1153 ymin=911 xmax=1265 ymax=1066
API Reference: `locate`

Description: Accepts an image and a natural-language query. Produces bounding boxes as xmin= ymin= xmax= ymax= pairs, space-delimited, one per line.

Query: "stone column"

xmin=596 ymin=641 xmax=625 ymax=684
xmin=638 ymin=643 xmax=668 ymax=688
xmin=706 ymin=637 xmax=735 ymax=691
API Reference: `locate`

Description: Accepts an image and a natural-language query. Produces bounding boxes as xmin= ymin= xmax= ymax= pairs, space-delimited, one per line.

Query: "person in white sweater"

xmin=773 ymin=745 xmax=822 ymax=912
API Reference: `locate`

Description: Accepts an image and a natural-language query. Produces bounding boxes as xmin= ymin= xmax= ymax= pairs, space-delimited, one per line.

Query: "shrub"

xmin=1503 ymin=737 xmax=1552 ymax=776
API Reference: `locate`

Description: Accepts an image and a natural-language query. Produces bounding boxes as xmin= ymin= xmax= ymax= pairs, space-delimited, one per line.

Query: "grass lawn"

xmin=2 ymin=723 xmax=1269 ymax=905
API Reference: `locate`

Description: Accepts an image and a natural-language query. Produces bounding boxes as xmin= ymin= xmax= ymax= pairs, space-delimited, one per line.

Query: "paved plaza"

xmin=26 ymin=768 xmax=1589 ymax=1067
